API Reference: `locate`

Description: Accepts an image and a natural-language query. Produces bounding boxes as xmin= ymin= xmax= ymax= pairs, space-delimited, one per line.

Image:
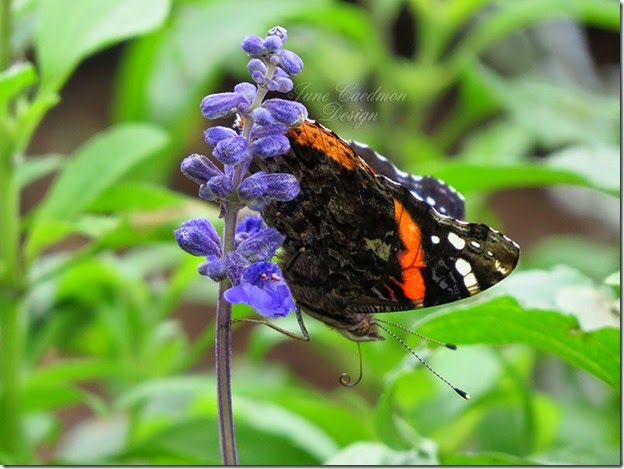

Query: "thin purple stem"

xmin=215 ymin=202 xmax=240 ymax=465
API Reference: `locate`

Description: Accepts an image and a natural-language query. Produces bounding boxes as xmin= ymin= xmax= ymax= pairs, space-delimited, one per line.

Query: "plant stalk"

xmin=0 ymin=0 xmax=27 ymax=461
xmin=215 ymin=203 xmax=239 ymax=465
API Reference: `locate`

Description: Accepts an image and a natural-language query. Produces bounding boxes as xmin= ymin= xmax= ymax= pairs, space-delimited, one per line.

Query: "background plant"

xmin=0 ymin=0 xmax=619 ymax=465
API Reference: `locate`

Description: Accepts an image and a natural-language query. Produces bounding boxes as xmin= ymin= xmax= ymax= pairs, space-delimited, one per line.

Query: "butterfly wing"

xmin=348 ymin=179 xmax=520 ymax=314
xmin=349 ymin=140 xmax=466 ymax=220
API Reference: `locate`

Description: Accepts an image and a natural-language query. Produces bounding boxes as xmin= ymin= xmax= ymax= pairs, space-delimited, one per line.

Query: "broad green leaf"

xmin=27 ymin=123 xmax=168 ymax=257
xmin=414 ymin=295 xmax=619 ymax=388
xmin=35 ymin=0 xmax=170 ymax=92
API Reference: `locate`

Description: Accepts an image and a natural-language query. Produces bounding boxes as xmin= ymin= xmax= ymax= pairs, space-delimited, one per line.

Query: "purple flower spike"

xmin=238 ymin=172 xmax=300 ymax=211
xmin=262 ymin=98 xmax=308 ymax=126
xmin=205 ymin=126 xmax=237 ymax=146
xmin=213 ymin=136 xmax=249 ymax=165
xmin=201 ymin=92 xmax=249 ymax=119
xmin=224 ymin=262 xmax=296 ymax=318
xmin=181 ymin=154 xmax=223 ymax=185
xmin=199 ymin=255 xmax=226 ymax=282
xmin=251 ymin=134 xmax=290 ymax=159
xmin=236 ymin=227 xmax=285 ymax=263
xmin=241 ymin=34 xmax=265 ymax=55
xmin=278 ymin=50 xmax=303 ymax=75
xmin=175 ymin=218 xmax=221 ymax=257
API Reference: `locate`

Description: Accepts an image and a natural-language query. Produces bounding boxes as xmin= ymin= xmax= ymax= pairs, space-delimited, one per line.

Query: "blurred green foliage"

xmin=0 ymin=0 xmax=619 ymax=464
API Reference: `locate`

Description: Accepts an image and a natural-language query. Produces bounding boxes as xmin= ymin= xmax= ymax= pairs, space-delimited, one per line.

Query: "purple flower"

xmin=278 ymin=50 xmax=303 ymax=75
xmin=175 ymin=218 xmax=221 ymax=257
xmin=267 ymin=26 xmax=287 ymax=42
xmin=251 ymin=122 xmax=288 ymax=138
xmin=238 ymin=172 xmax=300 ymax=211
xmin=199 ymin=175 xmax=233 ymax=200
xmin=262 ymin=99 xmax=307 ymax=126
xmin=205 ymin=126 xmax=237 ymax=146
xmin=241 ymin=34 xmax=265 ymax=56
xmin=225 ymin=250 xmax=249 ymax=286
xmin=181 ymin=154 xmax=223 ymax=185
xmin=234 ymin=82 xmax=257 ymax=103
xmin=201 ymin=92 xmax=250 ymax=119
xmin=251 ymin=134 xmax=290 ymax=159
xmin=235 ymin=215 xmax=264 ymax=244
xmin=213 ymin=136 xmax=249 ymax=165
xmin=224 ymin=262 xmax=296 ymax=318
xmin=236 ymin=226 xmax=285 ymax=263
xmin=263 ymin=35 xmax=283 ymax=53
xmin=247 ymin=59 xmax=268 ymax=84
xmin=198 ymin=255 xmax=226 ymax=281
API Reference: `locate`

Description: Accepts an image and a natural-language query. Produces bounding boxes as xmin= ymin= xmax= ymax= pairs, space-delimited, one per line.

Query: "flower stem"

xmin=0 ymin=0 xmax=27 ymax=462
xmin=215 ymin=202 xmax=240 ymax=465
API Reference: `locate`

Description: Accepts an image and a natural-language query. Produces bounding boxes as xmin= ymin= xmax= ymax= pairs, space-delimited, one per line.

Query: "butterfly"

xmin=254 ymin=119 xmax=520 ymax=344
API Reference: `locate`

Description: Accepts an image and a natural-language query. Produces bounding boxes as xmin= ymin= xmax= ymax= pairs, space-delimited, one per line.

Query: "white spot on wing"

xmin=426 ymin=196 xmax=436 ymax=206
xmin=448 ymin=232 xmax=466 ymax=250
xmin=455 ymin=258 xmax=472 ymax=276
xmin=431 ymin=235 xmax=440 ymax=244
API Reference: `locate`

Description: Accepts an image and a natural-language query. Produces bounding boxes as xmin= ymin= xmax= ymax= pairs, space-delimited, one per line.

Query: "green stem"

xmin=215 ymin=203 xmax=239 ymax=465
xmin=0 ymin=0 xmax=10 ymax=70
xmin=0 ymin=0 xmax=27 ymax=461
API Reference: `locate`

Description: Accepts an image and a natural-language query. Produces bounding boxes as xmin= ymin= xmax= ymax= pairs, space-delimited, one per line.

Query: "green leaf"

xmin=545 ymin=145 xmax=619 ymax=196
xmin=0 ymin=62 xmax=37 ymax=105
xmin=235 ymin=396 xmax=338 ymax=462
xmin=88 ymin=182 xmax=187 ymax=212
xmin=441 ymin=451 xmax=536 ymax=465
xmin=414 ymin=294 xmax=619 ymax=388
xmin=27 ymin=123 xmax=168 ymax=257
xmin=324 ymin=441 xmax=439 ymax=465
xmin=18 ymin=154 xmax=64 ymax=187
xmin=428 ymin=161 xmax=617 ymax=197
xmin=35 ymin=0 xmax=170 ymax=92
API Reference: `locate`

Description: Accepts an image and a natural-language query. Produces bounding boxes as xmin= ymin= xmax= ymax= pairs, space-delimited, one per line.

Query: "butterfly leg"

xmin=231 ymin=305 xmax=310 ymax=341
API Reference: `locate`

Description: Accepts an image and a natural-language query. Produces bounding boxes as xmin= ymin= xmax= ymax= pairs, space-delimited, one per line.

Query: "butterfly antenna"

xmin=376 ymin=322 xmax=470 ymax=400
xmin=339 ymin=342 xmax=363 ymax=387
xmin=375 ymin=318 xmax=457 ymax=350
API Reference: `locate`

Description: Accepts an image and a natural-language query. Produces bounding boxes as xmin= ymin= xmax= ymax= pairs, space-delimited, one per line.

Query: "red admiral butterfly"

xmin=255 ymin=119 xmax=520 ymax=343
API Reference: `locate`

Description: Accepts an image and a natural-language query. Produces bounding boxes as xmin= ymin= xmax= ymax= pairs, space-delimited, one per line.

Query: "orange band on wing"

xmin=290 ymin=121 xmax=359 ymax=169
xmin=393 ymin=198 xmax=426 ymax=301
